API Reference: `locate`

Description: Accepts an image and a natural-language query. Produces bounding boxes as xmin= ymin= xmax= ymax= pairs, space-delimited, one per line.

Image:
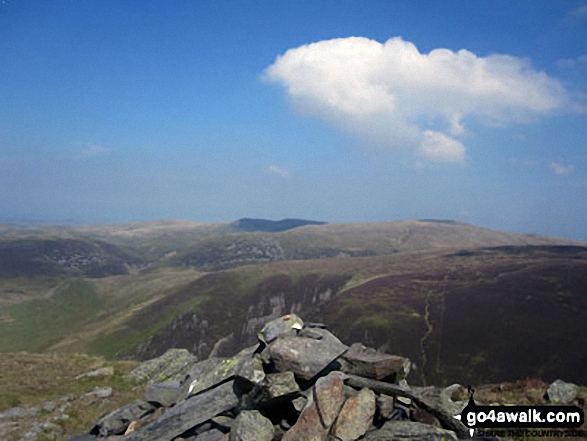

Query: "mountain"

xmin=0 ymin=219 xmax=585 ymax=388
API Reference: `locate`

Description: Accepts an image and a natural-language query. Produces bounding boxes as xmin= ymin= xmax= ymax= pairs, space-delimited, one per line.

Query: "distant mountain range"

xmin=0 ymin=219 xmax=585 ymax=387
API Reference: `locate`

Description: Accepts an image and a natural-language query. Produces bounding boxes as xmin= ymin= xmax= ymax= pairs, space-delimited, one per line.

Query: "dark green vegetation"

xmin=0 ymin=237 xmax=143 ymax=277
xmin=0 ymin=219 xmax=585 ymax=388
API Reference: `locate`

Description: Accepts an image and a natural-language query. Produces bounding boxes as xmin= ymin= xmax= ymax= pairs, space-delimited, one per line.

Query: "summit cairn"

xmin=70 ymin=314 xmax=470 ymax=441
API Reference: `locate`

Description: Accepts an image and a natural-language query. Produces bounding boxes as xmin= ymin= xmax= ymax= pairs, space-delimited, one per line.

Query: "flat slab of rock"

xmin=90 ymin=400 xmax=156 ymax=437
xmin=258 ymin=314 xmax=304 ymax=344
xmin=186 ymin=356 xmax=255 ymax=398
xmin=229 ymin=410 xmax=274 ymax=441
xmin=282 ymin=372 xmax=346 ymax=441
xmin=195 ymin=428 xmax=228 ymax=441
xmin=363 ymin=420 xmax=458 ymax=441
xmin=145 ymin=380 xmax=182 ymax=407
xmin=241 ymin=371 xmax=301 ymax=409
xmin=331 ymin=388 xmax=376 ymax=441
xmin=341 ymin=343 xmax=410 ymax=381
xmin=129 ymin=349 xmax=198 ymax=384
xmin=124 ymin=380 xmax=239 ymax=441
xmin=269 ymin=329 xmax=348 ymax=381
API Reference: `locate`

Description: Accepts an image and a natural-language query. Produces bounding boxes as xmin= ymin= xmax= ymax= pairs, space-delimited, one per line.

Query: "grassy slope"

xmin=0 ymin=268 xmax=203 ymax=355
xmin=0 ymin=352 xmax=141 ymax=440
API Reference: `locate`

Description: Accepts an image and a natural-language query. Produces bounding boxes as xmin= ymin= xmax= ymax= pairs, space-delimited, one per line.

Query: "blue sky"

xmin=1 ymin=1 xmax=586 ymax=240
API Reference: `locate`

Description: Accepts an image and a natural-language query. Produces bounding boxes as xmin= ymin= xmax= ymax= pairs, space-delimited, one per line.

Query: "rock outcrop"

xmin=69 ymin=313 xmax=468 ymax=440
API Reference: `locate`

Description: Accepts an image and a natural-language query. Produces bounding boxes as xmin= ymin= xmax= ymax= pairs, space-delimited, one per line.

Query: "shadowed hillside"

xmin=0 ymin=220 xmax=585 ymax=389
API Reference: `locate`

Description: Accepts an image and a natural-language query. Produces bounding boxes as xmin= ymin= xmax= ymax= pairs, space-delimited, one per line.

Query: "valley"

xmin=0 ymin=219 xmax=585 ymax=388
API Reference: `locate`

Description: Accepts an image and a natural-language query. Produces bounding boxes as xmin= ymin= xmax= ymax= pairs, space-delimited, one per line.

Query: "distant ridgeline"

xmin=232 ymin=218 xmax=327 ymax=232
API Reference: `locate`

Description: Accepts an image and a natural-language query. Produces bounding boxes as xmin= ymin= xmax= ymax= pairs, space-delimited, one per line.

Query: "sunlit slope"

xmin=58 ymin=245 xmax=587 ymax=387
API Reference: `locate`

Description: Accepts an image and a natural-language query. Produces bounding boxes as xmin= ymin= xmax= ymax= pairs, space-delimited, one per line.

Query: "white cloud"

xmin=557 ymin=54 xmax=587 ymax=69
xmin=420 ymin=130 xmax=466 ymax=164
xmin=550 ymin=161 xmax=576 ymax=176
xmin=264 ymin=37 xmax=570 ymax=165
xmin=266 ymin=164 xmax=290 ymax=179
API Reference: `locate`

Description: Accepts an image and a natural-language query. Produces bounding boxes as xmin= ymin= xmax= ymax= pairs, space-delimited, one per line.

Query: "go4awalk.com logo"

xmin=454 ymin=388 xmax=585 ymax=438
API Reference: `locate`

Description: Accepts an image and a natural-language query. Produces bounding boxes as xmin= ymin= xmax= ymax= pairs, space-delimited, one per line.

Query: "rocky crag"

xmin=65 ymin=314 xmax=584 ymax=441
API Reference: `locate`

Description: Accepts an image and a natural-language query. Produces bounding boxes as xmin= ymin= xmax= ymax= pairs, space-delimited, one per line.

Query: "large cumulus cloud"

xmin=264 ymin=37 xmax=570 ymax=164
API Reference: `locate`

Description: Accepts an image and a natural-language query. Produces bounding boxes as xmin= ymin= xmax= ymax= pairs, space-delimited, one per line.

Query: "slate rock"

xmin=124 ymin=380 xmax=239 ymax=441
xmin=547 ymin=379 xmax=578 ymax=404
xmin=242 ymin=371 xmax=301 ymax=409
xmin=211 ymin=415 xmax=235 ymax=431
xmin=340 ymin=343 xmax=410 ymax=381
xmin=145 ymin=380 xmax=182 ymax=407
xmin=194 ymin=428 xmax=228 ymax=441
xmin=129 ymin=349 xmax=198 ymax=384
xmin=258 ymin=314 xmax=304 ymax=344
xmin=234 ymin=354 xmax=265 ymax=390
xmin=90 ymin=400 xmax=156 ymax=436
xmin=282 ymin=372 xmax=346 ymax=441
xmin=229 ymin=410 xmax=274 ymax=441
xmin=186 ymin=357 xmax=249 ymax=398
xmin=363 ymin=420 xmax=458 ymax=441
xmin=269 ymin=329 xmax=348 ymax=381
xmin=331 ymin=387 xmax=376 ymax=441
xmin=376 ymin=394 xmax=395 ymax=421
xmin=292 ymin=396 xmax=308 ymax=413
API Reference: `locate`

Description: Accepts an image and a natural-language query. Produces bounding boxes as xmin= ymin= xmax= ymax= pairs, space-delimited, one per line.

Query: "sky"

xmin=1 ymin=1 xmax=586 ymax=240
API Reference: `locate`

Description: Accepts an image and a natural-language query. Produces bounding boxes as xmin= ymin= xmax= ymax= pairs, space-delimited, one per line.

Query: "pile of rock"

xmin=69 ymin=314 xmax=471 ymax=441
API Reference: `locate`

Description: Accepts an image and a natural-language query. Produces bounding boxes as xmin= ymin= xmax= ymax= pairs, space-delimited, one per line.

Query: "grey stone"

xmin=0 ymin=405 xmax=40 ymax=419
xmin=439 ymin=384 xmax=468 ymax=415
xmin=344 ymin=375 xmax=468 ymax=438
xmin=128 ymin=348 xmax=198 ymax=384
xmin=269 ymin=329 xmax=348 ymax=381
xmin=186 ymin=357 xmax=248 ymax=397
xmin=83 ymin=386 xmax=113 ymax=399
xmin=340 ymin=343 xmax=410 ymax=381
xmin=282 ymin=372 xmax=346 ymax=441
xmin=41 ymin=400 xmax=58 ymax=412
xmin=229 ymin=410 xmax=274 ymax=441
xmin=145 ymin=380 xmax=182 ymax=407
xmin=376 ymin=394 xmax=395 ymax=420
xmin=211 ymin=415 xmax=234 ymax=430
xmin=234 ymin=354 xmax=266 ymax=389
xmin=547 ymin=379 xmax=578 ymax=404
xmin=76 ymin=366 xmax=114 ymax=379
xmin=124 ymin=380 xmax=239 ymax=441
xmin=242 ymin=371 xmax=301 ymax=409
xmin=331 ymin=388 xmax=376 ymax=441
xmin=90 ymin=400 xmax=156 ymax=436
xmin=292 ymin=396 xmax=308 ymax=412
xmin=363 ymin=420 xmax=458 ymax=440
xmin=195 ymin=428 xmax=228 ymax=441
xmin=258 ymin=314 xmax=304 ymax=344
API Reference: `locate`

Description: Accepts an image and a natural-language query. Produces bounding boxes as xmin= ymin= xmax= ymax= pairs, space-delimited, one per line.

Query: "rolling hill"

xmin=0 ymin=219 xmax=585 ymax=388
